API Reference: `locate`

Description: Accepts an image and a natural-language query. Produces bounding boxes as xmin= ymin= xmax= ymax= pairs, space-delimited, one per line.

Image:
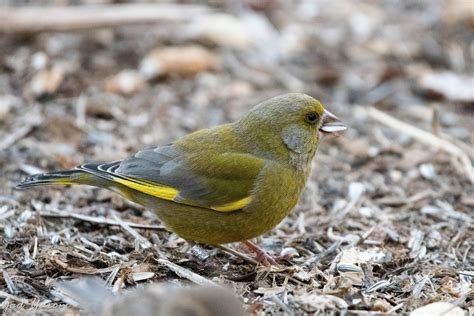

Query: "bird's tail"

xmin=16 ymin=169 xmax=101 ymax=189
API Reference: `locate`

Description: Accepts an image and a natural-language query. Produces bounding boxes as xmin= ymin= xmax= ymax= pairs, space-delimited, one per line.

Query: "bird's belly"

xmin=145 ymin=197 xmax=298 ymax=244
xmin=132 ymin=165 xmax=305 ymax=244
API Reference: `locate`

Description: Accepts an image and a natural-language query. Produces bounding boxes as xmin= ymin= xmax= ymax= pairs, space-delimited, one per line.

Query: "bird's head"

xmin=236 ymin=93 xmax=346 ymax=171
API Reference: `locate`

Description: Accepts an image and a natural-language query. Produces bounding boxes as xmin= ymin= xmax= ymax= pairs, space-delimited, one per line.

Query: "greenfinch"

xmin=17 ymin=93 xmax=345 ymax=262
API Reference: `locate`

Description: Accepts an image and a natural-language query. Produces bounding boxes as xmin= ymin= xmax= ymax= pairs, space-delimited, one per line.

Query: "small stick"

xmin=216 ymin=244 xmax=259 ymax=265
xmin=0 ymin=4 xmax=211 ymax=34
xmin=0 ymin=125 xmax=34 ymax=152
xmin=32 ymin=237 xmax=38 ymax=259
xmin=304 ymin=240 xmax=342 ymax=269
xmin=0 ymin=290 xmax=32 ymax=305
xmin=1 ymin=270 xmax=17 ymax=294
xmin=51 ymin=251 xmax=136 ymax=274
xmin=79 ymin=237 xmax=102 ymax=254
xmin=40 ymin=211 xmax=166 ymax=231
xmin=387 ymin=303 xmax=405 ymax=314
xmin=157 ymin=258 xmax=216 ymax=287
xmin=270 ymin=294 xmax=292 ymax=314
xmin=431 ymin=106 xmax=473 ymax=159
xmin=366 ymin=107 xmax=474 ymax=183
xmin=105 ymin=265 xmax=122 ymax=288
xmin=431 ymin=106 xmax=441 ymax=136
xmin=111 ymin=213 xmax=152 ymax=249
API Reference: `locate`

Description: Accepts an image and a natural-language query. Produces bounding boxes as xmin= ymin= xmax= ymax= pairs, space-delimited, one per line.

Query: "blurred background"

xmin=0 ymin=0 xmax=473 ymax=315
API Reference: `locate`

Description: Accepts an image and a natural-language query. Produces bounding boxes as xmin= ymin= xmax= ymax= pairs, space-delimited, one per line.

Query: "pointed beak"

xmin=319 ymin=109 xmax=347 ymax=133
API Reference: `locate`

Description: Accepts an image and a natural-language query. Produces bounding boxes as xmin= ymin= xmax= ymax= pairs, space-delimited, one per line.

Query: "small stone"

xmin=419 ymin=164 xmax=436 ymax=180
xmin=359 ymin=207 xmax=373 ymax=218
xmin=280 ymin=247 xmax=299 ymax=258
xmin=31 ymin=51 xmax=48 ymax=70
xmin=186 ymin=14 xmax=251 ymax=49
xmin=389 ymin=170 xmax=402 ymax=182
xmin=29 ymin=65 xmax=65 ymax=97
xmin=104 ymin=70 xmax=145 ymax=96
xmin=348 ymin=182 xmax=366 ymax=201
xmin=139 ymin=46 xmax=219 ymax=79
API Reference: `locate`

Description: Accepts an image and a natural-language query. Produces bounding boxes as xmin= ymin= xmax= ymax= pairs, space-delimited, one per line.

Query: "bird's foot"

xmin=242 ymin=240 xmax=278 ymax=266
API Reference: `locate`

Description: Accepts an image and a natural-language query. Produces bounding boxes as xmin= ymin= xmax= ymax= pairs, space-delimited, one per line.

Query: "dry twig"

xmin=40 ymin=211 xmax=166 ymax=231
xmin=216 ymin=244 xmax=259 ymax=265
xmin=110 ymin=213 xmax=152 ymax=249
xmin=50 ymin=251 xmax=137 ymax=274
xmin=0 ymin=290 xmax=32 ymax=305
xmin=0 ymin=4 xmax=211 ymax=33
xmin=366 ymin=107 xmax=474 ymax=183
xmin=0 ymin=125 xmax=34 ymax=152
xmin=157 ymin=258 xmax=216 ymax=287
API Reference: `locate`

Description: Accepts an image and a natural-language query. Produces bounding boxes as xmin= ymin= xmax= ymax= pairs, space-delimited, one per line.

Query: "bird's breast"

xmin=244 ymin=162 xmax=306 ymax=230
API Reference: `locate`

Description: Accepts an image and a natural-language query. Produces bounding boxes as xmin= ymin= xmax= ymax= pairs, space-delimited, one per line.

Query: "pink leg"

xmin=242 ymin=240 xmax=278 ymax=266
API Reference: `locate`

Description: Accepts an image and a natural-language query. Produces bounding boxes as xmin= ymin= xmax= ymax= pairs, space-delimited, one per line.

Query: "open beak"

xmin=319 ymin=109 xmax=347 ymax=133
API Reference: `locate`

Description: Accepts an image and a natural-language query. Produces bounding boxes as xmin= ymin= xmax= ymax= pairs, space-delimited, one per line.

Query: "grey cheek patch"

xmin=281 ymin=124 xmax=311 ymax=154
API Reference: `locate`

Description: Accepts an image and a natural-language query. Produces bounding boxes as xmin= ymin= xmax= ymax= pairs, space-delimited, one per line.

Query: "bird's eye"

xmin=305 ymin=112 xmax=319 ymax=124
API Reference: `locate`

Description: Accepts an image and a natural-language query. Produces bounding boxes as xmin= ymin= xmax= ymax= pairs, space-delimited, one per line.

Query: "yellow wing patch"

xmin=112 ymin=176 xmax=178 ymax=200
xmin=211 ymin=196 xmax=252 ymax=212
xmin=112 ymin=176 xmax=251 ymax=212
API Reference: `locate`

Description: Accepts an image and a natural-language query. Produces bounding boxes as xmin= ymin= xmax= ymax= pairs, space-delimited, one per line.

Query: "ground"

xmin=0 ymin=0 xmax=472 ymax=315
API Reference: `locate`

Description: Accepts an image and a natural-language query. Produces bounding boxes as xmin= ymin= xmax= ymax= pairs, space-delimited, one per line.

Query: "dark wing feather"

xmin=116 ymin=145 xmax=211 ymax=199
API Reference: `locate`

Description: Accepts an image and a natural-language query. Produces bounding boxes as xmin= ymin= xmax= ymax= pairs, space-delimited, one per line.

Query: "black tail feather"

xmin=15 ymin=170 xmax=82 ymax=189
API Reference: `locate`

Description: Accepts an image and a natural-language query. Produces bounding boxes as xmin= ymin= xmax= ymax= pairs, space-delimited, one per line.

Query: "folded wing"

xmin=81 ymin=144 xmax=264 ymax=212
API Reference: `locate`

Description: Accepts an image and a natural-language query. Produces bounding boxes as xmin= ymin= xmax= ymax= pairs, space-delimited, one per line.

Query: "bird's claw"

xmin=242 ymin=240 xmax=279 ymax=266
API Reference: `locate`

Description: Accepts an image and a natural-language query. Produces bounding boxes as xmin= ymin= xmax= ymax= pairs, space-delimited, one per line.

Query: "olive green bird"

xmin=17 ymin=93 xmax=345 ymax=263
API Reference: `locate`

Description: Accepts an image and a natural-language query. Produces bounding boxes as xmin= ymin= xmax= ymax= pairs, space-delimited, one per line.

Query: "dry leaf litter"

xmin=0 ymin=0 xmax=472 ymax=315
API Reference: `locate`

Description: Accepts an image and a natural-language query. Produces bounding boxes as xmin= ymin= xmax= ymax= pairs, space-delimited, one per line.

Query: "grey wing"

xmin=115 ymin=144 xmax=211 ymax=200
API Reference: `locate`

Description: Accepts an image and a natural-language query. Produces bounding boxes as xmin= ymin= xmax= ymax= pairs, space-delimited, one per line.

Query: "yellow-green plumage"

xmin=16 ymin=93 xmax=345 ymax=244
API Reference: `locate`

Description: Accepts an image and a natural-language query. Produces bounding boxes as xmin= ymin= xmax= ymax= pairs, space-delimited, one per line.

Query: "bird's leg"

xmin=241 ymin=240 xmax=278 ymax=266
